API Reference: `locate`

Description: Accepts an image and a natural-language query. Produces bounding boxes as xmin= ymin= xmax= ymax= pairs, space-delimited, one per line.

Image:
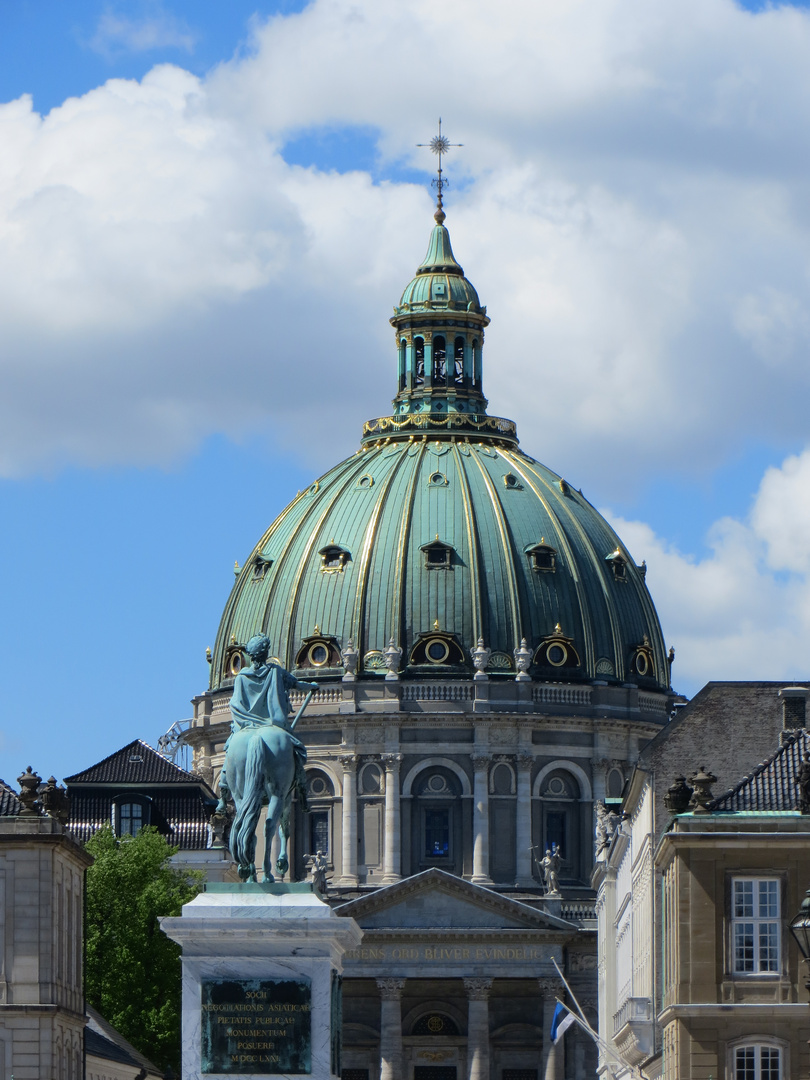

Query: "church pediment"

xmin=334 ymin=869 xmax=575 ymax=932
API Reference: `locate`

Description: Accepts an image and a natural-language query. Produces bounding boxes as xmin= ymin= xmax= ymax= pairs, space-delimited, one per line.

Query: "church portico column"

xmin=377 ymin=977 xmax=406 ymax=1080
xmin=463 ymin=977 xmax=492 ymax=1080
xmin=515 ymin=751 xmax=534 ymax=886
xmin=539 ymin=978 xmax=564 ymax=1080
xmin=340 ymin=754 xmax=358 ymax=886
xmin=381 ymin=753 xmax=403 ymax=883
xmin=471 ymin=754 xmax=492 ymax=883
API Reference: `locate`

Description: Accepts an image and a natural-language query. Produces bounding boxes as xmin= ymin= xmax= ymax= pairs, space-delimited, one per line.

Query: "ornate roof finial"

xmin=417 ymin=118 xmax=462 ymax=225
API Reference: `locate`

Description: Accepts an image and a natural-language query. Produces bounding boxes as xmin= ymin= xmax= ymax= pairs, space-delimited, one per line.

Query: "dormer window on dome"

xmin=631 ymin=635 xmax=655 ymax=679
xmin=252 ymin=555 xmax=273 ymax=581
xmin=534 ymin=625 xmax=581 ymax=669
xmin=606 ymin=549 xmax=627 ymax=581
xmin=410 ymin=629 xmax=465 ymax=667
xmin=319 ymin=544 xmax=350 ymax=574
xmin=295 ymin=631 xmax=342 ymax=671
xmin=526 ymin=541 xmax=557 ymax=573
xmin=422 ymin=537 xmax=454 ymax=570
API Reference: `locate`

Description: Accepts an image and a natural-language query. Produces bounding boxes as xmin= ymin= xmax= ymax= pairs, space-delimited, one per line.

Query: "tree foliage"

xmin=84 ymin=826 xmax=202 ymax=1073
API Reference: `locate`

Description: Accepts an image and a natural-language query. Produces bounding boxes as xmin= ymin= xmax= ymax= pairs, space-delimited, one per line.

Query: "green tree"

xmin=84 ymin=825 xmax=202 ymax=1074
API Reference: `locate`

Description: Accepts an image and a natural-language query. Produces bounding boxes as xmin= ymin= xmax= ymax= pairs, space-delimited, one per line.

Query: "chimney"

xmin=779 ymin=686 xmax=808 ymax=742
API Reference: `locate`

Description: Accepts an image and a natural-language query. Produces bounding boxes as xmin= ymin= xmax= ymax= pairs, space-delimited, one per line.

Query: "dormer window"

xmin=410 ymin=630 xmax=465 ymax=667
xmin=295 ymin=633 xmax=342 ymax=670
xmin=534 ymin=624 xmax=581 ymax=669
xmin=606 ymin=549 xmax=627 ymax=581
xmin=319 ymin=544 xmax=350 ymax=574
xmin=421 ymin=537 xmax=454 ymax=570
xmin=631 ymin=635 xmax=655 ymax=678
xmin=526 ymin=541 xmax=557 ymax=573
xmin=253 ymin=556 xmax=273 ymax=581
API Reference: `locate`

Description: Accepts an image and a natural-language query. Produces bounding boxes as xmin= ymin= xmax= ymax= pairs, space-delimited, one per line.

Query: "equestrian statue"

xmin=215 ymin=634 xmax=318 ymax=882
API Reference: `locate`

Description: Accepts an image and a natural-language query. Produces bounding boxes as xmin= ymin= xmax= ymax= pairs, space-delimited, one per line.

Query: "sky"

xmin=2 ymin=0 xmax=810 ymax=782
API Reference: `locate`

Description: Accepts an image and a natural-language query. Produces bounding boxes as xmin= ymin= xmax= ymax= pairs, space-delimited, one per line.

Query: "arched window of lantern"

xmin=454 ymin=337 xmax=465 ymax=384
xmin=433 ymin=336 xmax=446 ymax=386
xmin=414 ymin=337 xmax=425 ymax=386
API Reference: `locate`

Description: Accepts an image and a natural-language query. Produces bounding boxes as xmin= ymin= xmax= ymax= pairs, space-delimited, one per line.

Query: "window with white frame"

xmin=734 ymin=1044 xmax=781 ymax=1079
xmin=732 ymin=878 xmax=780 ymax=974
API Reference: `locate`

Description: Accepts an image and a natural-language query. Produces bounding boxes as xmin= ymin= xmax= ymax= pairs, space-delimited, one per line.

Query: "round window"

xmin=547 ymin=643 xmax=568 ymax=667
xmin=309 ymin=776 xmax=328 ymax=797
xmin=426 ymin=639 xmax=450 ymax=663
xmin=636 ymin=651 xmax=649 ymax=676
xmin=308 ymin=644 xmax=329 ymax=667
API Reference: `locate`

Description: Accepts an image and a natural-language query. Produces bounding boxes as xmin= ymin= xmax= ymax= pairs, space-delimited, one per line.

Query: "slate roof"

xmin=711 ymin=728 xmax=809 ymax=812
xmin=86 ymin=1005 xmax=163 ymax=1077
xmin=65 ymin=739 xmax=206 ymax=786
xmin=0 ymin=778 xmax=20 ymax=816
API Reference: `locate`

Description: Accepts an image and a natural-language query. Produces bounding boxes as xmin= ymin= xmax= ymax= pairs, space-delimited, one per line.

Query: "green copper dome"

xmin=210 ymin=215 xmax=670 ymax=694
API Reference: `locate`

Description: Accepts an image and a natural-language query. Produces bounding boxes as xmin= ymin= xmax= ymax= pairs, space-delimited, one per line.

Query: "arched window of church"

xmin=538 ymin=770 xmax=581 ymax=883
xmin=414 ymin=338 xmax=425 ymax=386
xmin=433 ymin=336 xmax=446 ymax=386
xmin=454 ymin=337 xmax=465 ymax=385
xmin=411 ymin=767 xmax=463 ymax=876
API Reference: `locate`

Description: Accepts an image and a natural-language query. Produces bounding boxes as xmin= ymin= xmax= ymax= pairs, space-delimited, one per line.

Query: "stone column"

xmin=463 ymin=977 xmax=492 ymax=1080
xmin=377 ymin=977 xmax=406 ymax=1080
xmin=340 ymin=754 xmax=358 ymax=886
xmin=381 ymin=753 xmax=403 ymax=883
xmin=515 ymin=751 xmax=534 ymax=886
xmin=471 ymin=754 xmax=492 ymax=884
xmin=539 ymin=978 xmax=565 ymax=1080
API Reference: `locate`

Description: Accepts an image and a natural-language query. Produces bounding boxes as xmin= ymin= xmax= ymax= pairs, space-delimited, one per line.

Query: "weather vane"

xmin=417 ymin=118 xmax=462 ymax=224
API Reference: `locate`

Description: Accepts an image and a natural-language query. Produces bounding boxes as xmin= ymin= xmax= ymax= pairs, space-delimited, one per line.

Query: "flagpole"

xmin=550 ymin=957 xmax=650 ymax=1080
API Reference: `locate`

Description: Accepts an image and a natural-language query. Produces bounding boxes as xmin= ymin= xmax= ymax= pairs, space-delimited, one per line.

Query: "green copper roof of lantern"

xmin=209 ymin=213 xmax=670 ymax=693
xmin=396 ymin=224 xmax=483 ymax=314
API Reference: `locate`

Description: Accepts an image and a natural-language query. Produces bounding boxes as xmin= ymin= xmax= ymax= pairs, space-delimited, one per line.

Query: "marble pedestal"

xmin=161 ymin=883 xmax=363 ymax=1080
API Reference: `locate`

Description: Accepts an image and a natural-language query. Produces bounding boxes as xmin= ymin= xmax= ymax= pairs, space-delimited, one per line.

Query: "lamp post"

xmin=788 ymin=886 xmax=810 ymax=997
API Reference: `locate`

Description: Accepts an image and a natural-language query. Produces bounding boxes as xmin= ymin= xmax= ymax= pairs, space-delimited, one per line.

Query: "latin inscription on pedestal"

xmin=201 ymin=978 xmax=311 ymax=1075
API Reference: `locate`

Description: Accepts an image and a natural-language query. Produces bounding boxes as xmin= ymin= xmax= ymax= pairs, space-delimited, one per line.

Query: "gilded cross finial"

xmin=417 ymin=118 xmax=462 ymax=224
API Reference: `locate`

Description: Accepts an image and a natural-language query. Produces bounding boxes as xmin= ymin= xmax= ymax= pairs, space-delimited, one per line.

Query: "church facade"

xmin=179 ymin=192 xmax=678 ymax=1079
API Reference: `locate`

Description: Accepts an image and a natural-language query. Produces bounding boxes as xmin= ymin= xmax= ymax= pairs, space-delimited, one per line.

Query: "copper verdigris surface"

xmin=201 ymin=978 xmax=312 ymax=1074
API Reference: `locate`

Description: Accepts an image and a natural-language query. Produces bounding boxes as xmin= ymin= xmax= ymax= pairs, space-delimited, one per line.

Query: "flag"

xmin=550 ymin=1001 xmax=575 ymax=1044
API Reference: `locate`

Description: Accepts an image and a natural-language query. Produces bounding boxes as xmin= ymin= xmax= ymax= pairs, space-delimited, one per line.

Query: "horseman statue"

xmin=215 ymin=634 xmax=318 ymax=882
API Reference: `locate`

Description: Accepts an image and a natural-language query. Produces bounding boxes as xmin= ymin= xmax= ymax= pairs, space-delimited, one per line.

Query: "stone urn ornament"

xmin=514 ymin=638 xmax=532 ymax=681
xmin=689 ymin=766 xmax=717 ymax=814
xmin=384 ymin=638 xmax=402 ymax=680
xmin=471 ymin=637 xmax=491 ymax=680
xmin=664 ymin=775 xmax=694 ymax=815
xmin=341 ymin=638 xmax=359 ymax=681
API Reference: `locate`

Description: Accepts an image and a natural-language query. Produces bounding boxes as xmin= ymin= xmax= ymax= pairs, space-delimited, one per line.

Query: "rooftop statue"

xmin=215 ymin=635 xmax=317 ymax=882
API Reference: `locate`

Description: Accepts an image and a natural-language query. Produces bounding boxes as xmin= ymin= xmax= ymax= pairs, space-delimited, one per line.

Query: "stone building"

xmin=658 ymin=722 xmax=810 ymax=1078
xmin=0 ymin=772 xmax=90 ymax=1080
xmin=594 ymin=684 xmax=810 ymax=1079
xmin=178 ymin=194 xmax=679 ymax=1079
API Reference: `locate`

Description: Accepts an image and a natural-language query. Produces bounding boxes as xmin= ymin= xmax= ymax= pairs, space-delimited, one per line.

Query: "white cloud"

xmin=608 ymin=446 xmax=810 ymax=693
xmin=89 ymin=5 xmax=196 ymax=58
xmin=1 ymin=0 xmax=810 ymax=485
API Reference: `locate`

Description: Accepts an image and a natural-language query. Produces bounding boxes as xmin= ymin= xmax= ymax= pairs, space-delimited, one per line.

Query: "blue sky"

xmin=3 ymin=0 xmax=810 ymax=781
